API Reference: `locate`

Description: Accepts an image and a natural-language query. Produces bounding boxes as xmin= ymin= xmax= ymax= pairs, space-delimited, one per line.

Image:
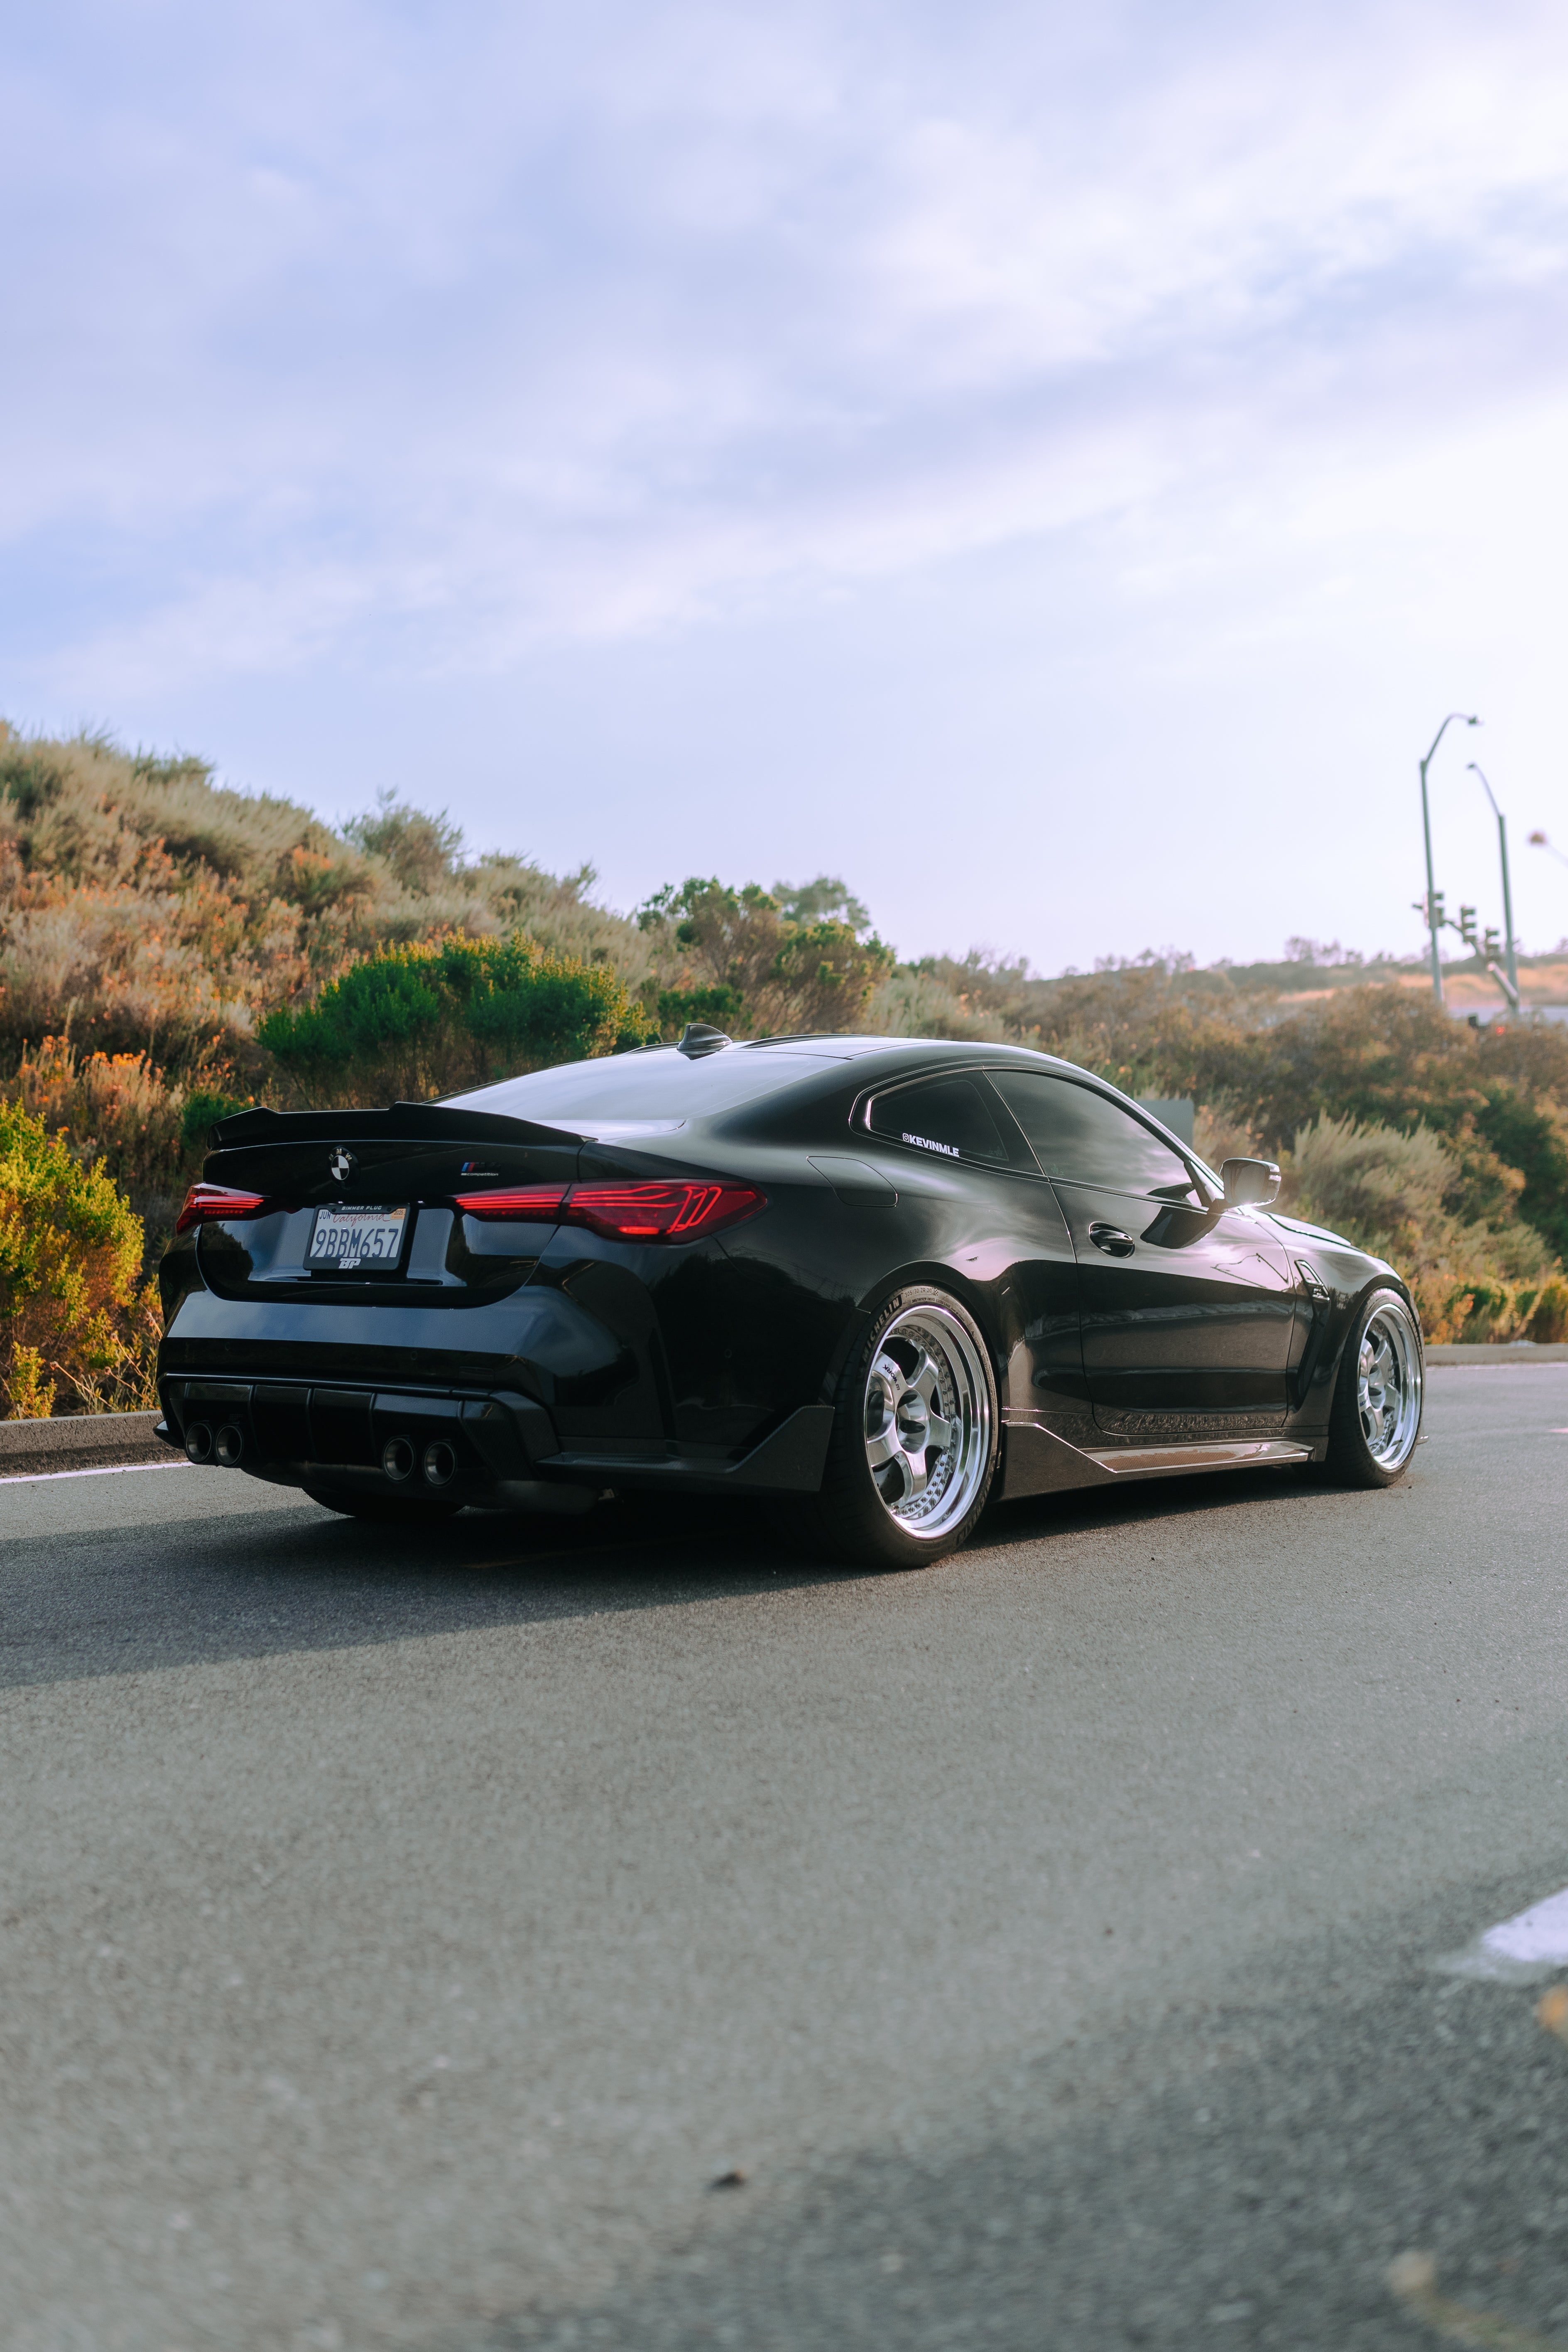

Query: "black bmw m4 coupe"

xmin=157 ymin=1028 xmax=1424 ymax=1568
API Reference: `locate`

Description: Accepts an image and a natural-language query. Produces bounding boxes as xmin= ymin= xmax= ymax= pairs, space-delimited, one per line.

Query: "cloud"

xmin=7 ymin=0 xmax=1568 ymax=969
xmin=9 ymin=0 xmax=1568 ymax=690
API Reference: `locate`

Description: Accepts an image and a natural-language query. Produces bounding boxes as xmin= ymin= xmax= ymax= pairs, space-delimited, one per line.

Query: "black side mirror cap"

xmin=1222 ymin=1156 xmax=1281 ymax=1208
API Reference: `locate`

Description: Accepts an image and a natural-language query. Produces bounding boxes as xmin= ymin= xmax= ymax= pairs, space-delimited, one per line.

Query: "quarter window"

xmin=990 ymin=1071 xmax=1201 ymax=1200
xmin=867 ymin=1075 xmax=1014 ymax=1166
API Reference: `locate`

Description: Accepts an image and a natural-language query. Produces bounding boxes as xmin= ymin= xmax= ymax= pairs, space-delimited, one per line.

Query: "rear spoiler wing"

xmin=210 ymin=1102 xmax=585 ymax=1151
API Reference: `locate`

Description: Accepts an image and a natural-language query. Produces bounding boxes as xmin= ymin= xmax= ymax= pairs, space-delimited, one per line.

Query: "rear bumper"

xmin=159 ymin=1374 xmax=833 ymax=1504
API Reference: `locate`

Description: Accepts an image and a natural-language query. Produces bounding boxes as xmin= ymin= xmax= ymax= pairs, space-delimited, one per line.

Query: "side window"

xmin=989 ymin=1071 xmax=1202 ymax=1200
xmin=866 ymin=1074 xmax=1015 ymax=1166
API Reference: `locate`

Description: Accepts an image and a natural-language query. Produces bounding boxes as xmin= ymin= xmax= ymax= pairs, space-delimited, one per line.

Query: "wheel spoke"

xmin=884 ymin=1455 xmax=915 ymax=1502
xmin=899 ymin=1441 xmax=930 ymax=1497
xmin=873 ymin=1351 xmax=907 ymax=1404
xmin=865 ymin=1426 xmax=901 ymax=1471
xmin=926 ymin=1412 xmax=955 ymax=1452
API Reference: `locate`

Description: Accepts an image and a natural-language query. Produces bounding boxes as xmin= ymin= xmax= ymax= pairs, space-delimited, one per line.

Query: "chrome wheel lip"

xmin=863 ymin=1303 xmax=992 ymax=1540
xmin=1356 ymin=1300 xmax=1423 ymax=1470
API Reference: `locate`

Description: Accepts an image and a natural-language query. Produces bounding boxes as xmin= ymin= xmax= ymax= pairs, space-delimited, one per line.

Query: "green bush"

xmin=0 ymin=1098 xmax=156 ymax=1416
xmin=257 ymin=932 xmax=655 ymax=1105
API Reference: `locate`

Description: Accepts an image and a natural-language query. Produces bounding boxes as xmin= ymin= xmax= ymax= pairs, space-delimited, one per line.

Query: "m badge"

xmin=329 ymin=1148 xmax=356 ymax=1183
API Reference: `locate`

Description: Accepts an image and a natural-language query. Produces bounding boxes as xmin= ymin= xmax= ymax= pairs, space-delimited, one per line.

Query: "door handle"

xmin=1089 ymin=1222 xmax=1135 ymax=1257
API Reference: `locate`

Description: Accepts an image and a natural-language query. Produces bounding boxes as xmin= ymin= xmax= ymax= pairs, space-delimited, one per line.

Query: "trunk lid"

xmin=196 ymin=1103 xmax=585 ymax=1302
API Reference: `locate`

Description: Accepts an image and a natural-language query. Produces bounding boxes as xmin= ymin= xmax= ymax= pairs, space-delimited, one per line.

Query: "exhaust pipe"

xmin=214 ymin=1423 xmax=245 ymax=1468
xmin=184 ymin=1422 xmax=214 ymax=1464
xmin=422 ymin=1440 xmax=457 ymax=1489
xmin=382 ymin=1436 xmax=416 ymax=1482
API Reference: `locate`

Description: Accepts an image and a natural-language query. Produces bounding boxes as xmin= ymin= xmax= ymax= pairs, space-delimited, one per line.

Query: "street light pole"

xmin=1468 ymin=762 xmax=1520 ymax=1013
xmin=1419 ymin=712 xmax=1480 ymax=1007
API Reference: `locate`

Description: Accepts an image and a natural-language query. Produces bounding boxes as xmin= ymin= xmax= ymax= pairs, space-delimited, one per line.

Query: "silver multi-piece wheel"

xmin=862 ymin=1301 xmax=993 ymax=1539
xmin=805 ymin=1284 xmax=1001 ymax=1568
xmin=1356 ymin=1298 xmax=1423 ymax=1470
xmin=1327 ymin=1286 xmax=1424 ymax=1486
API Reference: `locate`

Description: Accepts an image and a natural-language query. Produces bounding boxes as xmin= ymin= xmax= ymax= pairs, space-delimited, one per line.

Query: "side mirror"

xmin=1222 ymin=1156 xmax=1281 ymax=1208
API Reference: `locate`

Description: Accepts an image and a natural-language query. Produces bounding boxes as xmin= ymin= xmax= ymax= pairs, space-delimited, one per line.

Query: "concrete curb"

xmin=0 ymin=1409 xmax=170 ymax=1480
xmin=1426 ymin=1343 xmax=1568 ymax=1365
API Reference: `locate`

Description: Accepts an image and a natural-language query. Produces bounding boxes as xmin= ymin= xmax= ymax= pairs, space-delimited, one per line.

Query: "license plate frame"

xmin=306 ymin=1202 xmax=410 ymax=1276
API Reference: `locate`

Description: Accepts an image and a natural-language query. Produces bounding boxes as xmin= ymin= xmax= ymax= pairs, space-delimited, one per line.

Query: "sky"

xmin=5 ymin=0 xmax=1568 ymax=973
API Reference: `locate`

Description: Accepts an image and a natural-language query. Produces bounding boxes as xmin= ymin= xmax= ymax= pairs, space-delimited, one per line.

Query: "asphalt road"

xmin=3 ymin=1366 xmax=1568 ymax=2352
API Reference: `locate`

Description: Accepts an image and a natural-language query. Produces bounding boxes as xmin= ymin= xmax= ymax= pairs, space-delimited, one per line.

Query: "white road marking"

xmin=1436 ymin=1884 xmax=1568 ymax=1982
xmin=0 ymin=1460 xmax=189 ymax=1487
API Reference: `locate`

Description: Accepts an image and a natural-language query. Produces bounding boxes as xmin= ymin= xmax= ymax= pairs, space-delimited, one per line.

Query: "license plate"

xmin=307 ymin=1203 xmax=408 ymax=1274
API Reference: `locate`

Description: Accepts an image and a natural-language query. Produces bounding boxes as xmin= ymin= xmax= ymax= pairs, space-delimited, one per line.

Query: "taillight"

xmin=455 ymin=1179 xmax=764 ymax=1241
xmin=451 ymin=1184 xmax=569 ymax=1221
xmin=564 ymin=1182 xmax=763 ymax=1240
xmin=176 ymin=1183 xmax=269 ymax=1233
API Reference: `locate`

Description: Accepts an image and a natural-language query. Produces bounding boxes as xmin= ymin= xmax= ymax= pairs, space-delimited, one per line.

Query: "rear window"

xmin=866 ymin=1074 xmax=1016 ymax=1166
xmin=446 ymin=1048 xmax=837 ymax=1124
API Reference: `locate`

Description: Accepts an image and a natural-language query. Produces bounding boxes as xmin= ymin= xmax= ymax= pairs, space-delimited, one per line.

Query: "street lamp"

xmin=1467 ymin=763 xmax=1520 ymax=1014
xmin=1419 ymin=712 xmax=1480 ymax=1006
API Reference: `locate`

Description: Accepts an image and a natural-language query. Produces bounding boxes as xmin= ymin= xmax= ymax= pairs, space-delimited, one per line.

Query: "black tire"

xmin=303 ymin=1485 xmax=463 ymax=1524
xmin=799 ymin=1284 xmax=1000 ymax=1569
xmin=1322 ymin=1286 xmax=1424 ymax=1488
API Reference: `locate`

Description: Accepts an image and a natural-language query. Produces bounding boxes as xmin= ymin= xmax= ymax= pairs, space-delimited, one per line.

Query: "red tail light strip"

xmin=450 ymin=1184 xmax=568 ymax=1222
xmin=454 ymin=1179 xmax=764 ymax=1242
xmin=176 ymin=1183 xmax=269 ymax=1233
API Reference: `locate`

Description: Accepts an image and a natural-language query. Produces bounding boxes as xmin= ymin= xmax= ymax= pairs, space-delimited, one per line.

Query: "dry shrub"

xmin=0 ymin=1098 xmax=157 ymax=1416
xmin=1282 ymin=1113 xmax=1557 ymax=1343
xmin=0 ymin=729 xmax=657 ymax=1081
xmin=5 ymin=1035 xmax=185 ymax=1196
xmin=1192 ymin=1104 xmax=1269 ymax=1172
xmin=1526 ymin=1277 xmax=1568 ymax=1343
xmin=872 ymin=966 xmax=1012 ymax=1043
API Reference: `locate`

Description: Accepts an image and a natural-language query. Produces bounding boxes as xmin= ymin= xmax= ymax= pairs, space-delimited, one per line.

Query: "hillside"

xmin=3 ymin=721 xmax=1568 ymax=1355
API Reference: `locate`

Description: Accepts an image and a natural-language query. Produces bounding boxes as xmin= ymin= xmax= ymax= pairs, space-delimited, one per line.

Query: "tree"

xmin=770 ymin=874 xmax=873 ymax=936
xmin=637 ymin=877 xmax=892 ymax=1038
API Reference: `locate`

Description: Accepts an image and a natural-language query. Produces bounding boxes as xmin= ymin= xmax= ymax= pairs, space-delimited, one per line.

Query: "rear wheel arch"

xmin=855 ymin=1261 xmax=1008 ymax=1387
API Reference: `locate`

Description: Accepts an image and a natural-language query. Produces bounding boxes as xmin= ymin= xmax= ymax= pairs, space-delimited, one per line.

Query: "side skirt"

xmin=1086 ymin=1437 xmax=1313 ymax=1479
xmin=1000 ymin=1414 xmax=1313 ymax=1499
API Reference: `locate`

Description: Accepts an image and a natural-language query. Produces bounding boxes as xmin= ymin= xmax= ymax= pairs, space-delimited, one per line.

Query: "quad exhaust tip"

xmin=383 ymin=1435 xmax=457 ymax=1486
xmin=382 ymin=1436 xmax=416 ymax=1482
xmin=186 ymin=1419 xmax=456 ymax=1486
xmin=186 ymin=1420 xmax=245 ymax=1466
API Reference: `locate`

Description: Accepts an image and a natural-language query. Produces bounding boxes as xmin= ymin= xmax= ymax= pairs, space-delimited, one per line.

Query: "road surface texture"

xmin=3 ymin=1365 xmax=1567 ymax=2351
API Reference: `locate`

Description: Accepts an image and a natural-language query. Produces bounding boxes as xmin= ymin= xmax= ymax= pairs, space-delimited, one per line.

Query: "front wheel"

xmin=1323 ymin=1287 xmax=1424 ymax=1487
xmin=800 ymin=1285 xmax=1000 ymax=1569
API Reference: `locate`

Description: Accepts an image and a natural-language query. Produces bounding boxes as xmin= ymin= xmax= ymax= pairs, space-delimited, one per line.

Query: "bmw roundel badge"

xmin=329 ymin=1147 xmax=356 ymax=1183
